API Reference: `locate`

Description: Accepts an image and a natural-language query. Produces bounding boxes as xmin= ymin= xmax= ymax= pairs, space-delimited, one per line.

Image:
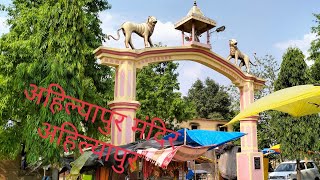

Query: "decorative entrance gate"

xmin=94 ymin=2 xmax=266 ymax=180
xmin=94 ymin=45 xmax=265 ymax=179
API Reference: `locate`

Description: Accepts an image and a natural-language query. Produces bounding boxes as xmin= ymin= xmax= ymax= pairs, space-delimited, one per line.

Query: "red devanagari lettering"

xmin=47 ymin=84 xmax=67 ymax=114
xmin=112 ymin=147 xmax=130 ymax=174
xmin=24 ymin=84 xmax=47 ymax=104
xmin=132 ymin=117 xmax=149 ymax=139
xmin=37 ymin=122 xmax=60 ymax=143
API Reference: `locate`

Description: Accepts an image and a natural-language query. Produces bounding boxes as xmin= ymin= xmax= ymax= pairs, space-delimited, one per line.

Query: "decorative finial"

xmin=194 ymin=0 xmax=197 ymax=6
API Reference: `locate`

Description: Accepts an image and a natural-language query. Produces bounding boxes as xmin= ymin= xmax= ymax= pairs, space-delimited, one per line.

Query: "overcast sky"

xmin=0 ymin=0 xmax=319 ymax=96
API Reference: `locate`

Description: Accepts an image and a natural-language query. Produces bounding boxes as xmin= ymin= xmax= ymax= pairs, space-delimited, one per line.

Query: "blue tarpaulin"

xmin=163 ymin=129 xmax=246 ymax=149
xmin=186 ymin=169 xmax=194 ymax=179
xmin=261 ymin=148 xmax=280 ymax=155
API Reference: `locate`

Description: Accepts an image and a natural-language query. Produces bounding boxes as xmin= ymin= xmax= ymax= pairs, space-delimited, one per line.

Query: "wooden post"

xmin=184 ymin=128 xmax=187 ymax=145
xmin=182 ymin=31 xmax=185 ymax=45
xmin=207 ymin=30 xmax=210 ymax=45
xmin=192 ymin=23 xmax=195 ymax=43
xmin=194 ymin=160 xmax=197 ymax=180
xmin=214 ymin=150 xmax=219 ymax=180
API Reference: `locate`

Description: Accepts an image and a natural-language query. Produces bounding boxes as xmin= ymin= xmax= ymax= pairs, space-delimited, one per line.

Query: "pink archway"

xmin=94 ymin=45 xmax=266 ymax=180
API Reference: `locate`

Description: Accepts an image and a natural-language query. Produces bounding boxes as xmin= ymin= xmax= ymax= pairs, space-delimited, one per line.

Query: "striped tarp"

xmin=137 ymin=145 xmax=209 ymax=168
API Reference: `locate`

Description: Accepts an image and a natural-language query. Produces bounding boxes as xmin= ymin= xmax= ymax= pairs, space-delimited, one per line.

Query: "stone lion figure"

xmin=107 ymin=16 xmax=157 ymax=49
xmin=226 ymin=39 xmax=255 ymax=73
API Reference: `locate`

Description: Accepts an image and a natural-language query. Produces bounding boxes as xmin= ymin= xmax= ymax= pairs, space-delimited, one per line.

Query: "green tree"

xmin=0 ymin=0 xmax=113 ymax=167
xmin=308 ymin=14 xmax=320 ymax=83
xmin=135 ymin=42 xmax=194 ymax=135
xmin=136 ymin=60 xmax=195 ymax=132
xmin=252 ymin=54 xmax=280 ymax=98
xmin=186 ymin=78 xmax=232 ymax=120
xmin=252 ymin=54 xmax=280 ymax=149
xmin=270 ymin=47 xmax=320 ymax=180
xmin=274 ymin=48 xmax=308 ymax=90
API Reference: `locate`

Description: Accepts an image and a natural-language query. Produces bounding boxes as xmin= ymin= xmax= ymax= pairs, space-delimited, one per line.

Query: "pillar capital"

xmin=108 ymin=100 xmax=140 ymax=111
xmin=240 ymin=115 xmax=259 ymax=122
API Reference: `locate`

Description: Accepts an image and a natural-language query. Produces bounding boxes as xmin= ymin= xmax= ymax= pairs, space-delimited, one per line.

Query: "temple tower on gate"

xmin=174 ymin=0 xmax=216 ymax=49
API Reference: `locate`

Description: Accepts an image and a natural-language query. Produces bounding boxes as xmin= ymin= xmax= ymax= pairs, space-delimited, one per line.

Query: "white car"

xmin=268 ymin=160 xmax=320 ymax=180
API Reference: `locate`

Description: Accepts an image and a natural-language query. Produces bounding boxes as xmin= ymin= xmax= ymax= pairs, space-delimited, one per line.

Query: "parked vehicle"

xmin=268 ymin=160 xmax=320 ymax=180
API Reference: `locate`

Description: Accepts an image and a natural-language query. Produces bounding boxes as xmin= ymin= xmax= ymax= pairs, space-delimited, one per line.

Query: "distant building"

xmin=178 ymin=118 xmax=235 ymax=180
xmin=179 ymin=118 xmax=233 ymax=132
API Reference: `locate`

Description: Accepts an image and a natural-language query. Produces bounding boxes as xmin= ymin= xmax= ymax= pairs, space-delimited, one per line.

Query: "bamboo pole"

xmin=214 ymin=150 xmax=219 ymax=180
xmin=184 ymin=128 xmax=187 ymax=180
xmin=194 ymin=160 xmax=196 ymax=180
xmin=184 ymin=128 xmax=187 ymax=145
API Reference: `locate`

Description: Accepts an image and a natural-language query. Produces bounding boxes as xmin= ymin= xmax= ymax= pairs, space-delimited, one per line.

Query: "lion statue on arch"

xmin=106 ymin=16 xmax=157 ymax=49
xmin=226 ymin=39 xmax=256 ymax=73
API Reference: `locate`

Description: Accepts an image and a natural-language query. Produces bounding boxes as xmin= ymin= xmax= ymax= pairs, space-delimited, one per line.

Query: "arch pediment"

xmin=94 ymin=46 xmax=265 ymax=89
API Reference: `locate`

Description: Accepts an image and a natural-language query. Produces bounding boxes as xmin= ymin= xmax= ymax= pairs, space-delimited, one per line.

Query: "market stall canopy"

xmin=163 ymin=129 xmax=246 ymax=148
xmin=137 ymin=145 xmax=209 ymax=168
xmin=62 ymin=139 xmax=184 ymax=175
xmin=270 ymin=144 xmax=281 ymax=153
xmin=224 ymin=84 xmax=320 ymax=126
xmin=65 ymin=130 xmax=245 ymax=174
xmin=261 ymin=148 xmax=280 ymax=155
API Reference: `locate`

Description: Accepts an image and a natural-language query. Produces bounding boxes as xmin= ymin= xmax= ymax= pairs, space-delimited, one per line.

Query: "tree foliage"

xmin=274 ymin=48 xmax=308 ymax=90
xmin=251 ymin=54 xmax=280 ymax=98
xmin=251 ymin=54 xmax=280 ymax=149
xmin=270 ymin=47 xmax=320 ymax=180
xmin=308 ymin=13 xmax=320 ymax=83
xmin=0 ymin=0 xmax=113 ymax=165
xmin=136 ymin=60 xmax=195 ymax=131
xmin=186 ymin=78 xmax=232 ymax=120
xmin=136 ymin=43 xmax=194 ymax=132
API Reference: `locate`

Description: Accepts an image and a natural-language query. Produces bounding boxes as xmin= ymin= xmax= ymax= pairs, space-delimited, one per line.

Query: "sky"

xmin=0 ymin=0 xmax=319 ymax=96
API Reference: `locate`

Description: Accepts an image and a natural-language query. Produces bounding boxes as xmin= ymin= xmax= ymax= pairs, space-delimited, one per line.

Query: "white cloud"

xmin=177 ymin=61 xmax=203 ymax=96
xmin=0 ymin=16 xmax=9 ymax=35
xmin=177 ymin=61 xmax=232 ymax=96
xmin=99 ymin=12 xmax=124 ymax=48
xmin=274 ymin=33 xmax=317 ymax=66
xmin=152 ymin=21 xmax=181 ymax=46
xmin=99 ymin=12 xmax=181 ymax=48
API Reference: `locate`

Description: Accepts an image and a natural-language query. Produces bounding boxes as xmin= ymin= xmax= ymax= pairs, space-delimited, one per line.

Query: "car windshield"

xmin=275 ymin=163 xmax=296 ymax=172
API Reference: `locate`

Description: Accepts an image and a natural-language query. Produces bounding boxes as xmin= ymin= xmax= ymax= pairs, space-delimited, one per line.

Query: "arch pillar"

xmin=107 ymin=60 xmax=140 ymax=146
xmin=237 ymin=80 xmax=264 ymax=180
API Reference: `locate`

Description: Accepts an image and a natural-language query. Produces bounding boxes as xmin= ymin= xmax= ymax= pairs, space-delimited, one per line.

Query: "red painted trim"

xmin=240 ymin=118 xmax=259 ymax=123
xmin=109 ymin=102 xmax=140 ymax=107
xmin=95 ymin=48 xmax=265 ymax=84
xmin=111 ymin=108 xmax=137 ymax=111
xmin=247 ymin=115 xmax=259 ymax=118
xmin=109 ymin=102 xmax=140 ymax=111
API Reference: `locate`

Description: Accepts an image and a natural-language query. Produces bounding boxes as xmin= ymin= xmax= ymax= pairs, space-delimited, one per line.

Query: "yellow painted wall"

xmin=179 ymin=119 xmax=233 ymax=132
